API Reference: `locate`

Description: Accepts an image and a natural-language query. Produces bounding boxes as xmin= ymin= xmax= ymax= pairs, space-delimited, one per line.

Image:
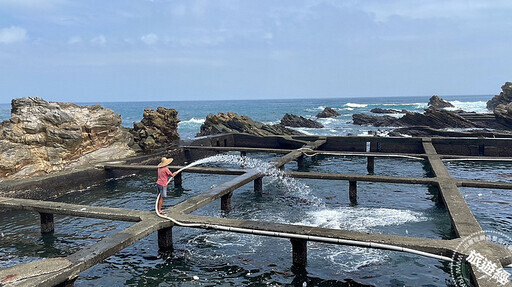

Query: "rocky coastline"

xmin=352 ymin=85 xmax=512 ymax=137
xmin=3 ymin=82 xmax=512 ymax=180
xmin=197 ymin=112 xmax=303 ymax=137
xmin=0 ymin=97 xmax=180 ymax=180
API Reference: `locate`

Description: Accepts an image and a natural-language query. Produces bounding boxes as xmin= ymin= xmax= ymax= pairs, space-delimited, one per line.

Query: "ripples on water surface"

xmin=1 ymin=154 xmax=511 ymax=286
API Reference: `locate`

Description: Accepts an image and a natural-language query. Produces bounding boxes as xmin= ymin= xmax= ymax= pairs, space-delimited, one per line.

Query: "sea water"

xmin=1 ymin=95 xmax=510 ymax=285
xmin=0 ymin=95 xmax=491 ymax=140
xmin=4 ymin=151 xmax=510 ymax=286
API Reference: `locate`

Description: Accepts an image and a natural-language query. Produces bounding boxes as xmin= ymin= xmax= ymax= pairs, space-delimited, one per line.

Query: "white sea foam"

xmin=300 ymin=207 xmax=428 ymax=232
xmin=181 ymin=117 xmax=205 ymax=124
xmin=181 ymin=155 xmax=428 ymax=272
xmin=318 ymin=118 xmax=338 ymax=125
xmin=345 ymin=103 xmax=368 ymax=108
xmin=306 ymin=106 xmax=326 ymax=112
xmin=445 ymin=100 xmax=488 ymax=113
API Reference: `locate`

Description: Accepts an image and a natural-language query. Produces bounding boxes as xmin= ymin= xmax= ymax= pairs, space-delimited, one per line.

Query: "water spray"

xmin=155 ymin=155 xmax=455 ymax=263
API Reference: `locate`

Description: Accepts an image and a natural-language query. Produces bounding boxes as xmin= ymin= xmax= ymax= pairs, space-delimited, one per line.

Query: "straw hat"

xmin=157 ymin=157 xmax=174 ymax=168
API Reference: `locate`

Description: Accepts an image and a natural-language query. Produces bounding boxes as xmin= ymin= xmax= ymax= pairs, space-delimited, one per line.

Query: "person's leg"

xmin=159 ymin=186 xmax=168 ymax=213
xmin=157 ymin=185 xmax=164 ymax=213
xmin=158 ymin=196 xmax=164 ymax=213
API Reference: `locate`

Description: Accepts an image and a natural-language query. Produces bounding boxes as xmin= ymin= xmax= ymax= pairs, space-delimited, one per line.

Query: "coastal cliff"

xmin=132 ymin=107 xmax=180 ymax=151
xmin=197 ymin=112 xmax=303 ymax=137
xmin=0 ymin=97 xmax=135 ymax=179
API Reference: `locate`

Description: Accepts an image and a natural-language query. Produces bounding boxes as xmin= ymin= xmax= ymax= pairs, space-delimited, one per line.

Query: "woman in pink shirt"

xmin=156 ymin=157 xmax=176 ymax=214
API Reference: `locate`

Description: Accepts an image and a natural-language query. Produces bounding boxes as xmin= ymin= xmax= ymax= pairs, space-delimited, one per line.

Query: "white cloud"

xmin=67 ymin=36 xmax=82 ymax=45
xmin=141 ymin=33 xmax=158 ymax=45
xmin=0 ymin=26 xmax=27 ymax=44
xmin=90 ymin=35 xmax=107 ymax=46
xmin=360 ymin=0 xmax=512 ymax=21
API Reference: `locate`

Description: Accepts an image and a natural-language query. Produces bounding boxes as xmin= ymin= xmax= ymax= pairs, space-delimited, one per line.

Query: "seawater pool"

xmin=1 ymin=154 xmax=511 ymax=286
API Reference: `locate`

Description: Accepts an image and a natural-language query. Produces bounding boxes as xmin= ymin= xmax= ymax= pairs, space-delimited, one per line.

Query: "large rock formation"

xmin=428 ymin=95 xmax=454 ymax=109
xmin=280 ymin=113 xmax=324 ymax=128
xmin=0 ymin=97 xmax=134 ymax=179
xmin=352 ymin=114 xmax=400 ymax=127
xmin=316 ymin=107 xmax=340 ymax=118
xmin=399 ymin=108 xmax=476 ymax=129
xmin=197 ymin=112 xmax=303 ymax=137
xmin=389 ymin=126 xmax=512 ymax=138
xmin=494 ymin=102 xmax=512 ymax=129
xmin=487 ymin=82 xmax=512 ymax=111
xmin=352 ymin=108 xmax=477 ymax=129
xmin=132 ymin=107 xmax=180 ymax=151
xmin=370 ymin=108 xmax=408 ymax=114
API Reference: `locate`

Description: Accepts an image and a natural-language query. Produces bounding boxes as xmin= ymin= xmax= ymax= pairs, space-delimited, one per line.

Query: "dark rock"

xmin=131 ymin=107 xmax=180 ymax=151
xmin=428 ymin=95 xmax=454 ymax=109
xmin=316 ymin=107 xmax=340 ymax=118
xmin=458 ymin=112 xmax=510 ymax=130
xmin=197 ymin=112 xmax=303 ymax=137
xmin=370 ymin=108 xmax=408 ymax=114
xmin=388 ymin=126 xmax=512 ymax=138
xmin=487 ymin=82 xmax=512 ymax=111
xmin=0 ymin=97 xmax=134 ymax=179
xmin=353 ymin=108 xmax=477 ymax=129
xmin=280 ymin=113 xmax=324 ymax=128
xmin=352 ymin=114 xmax=400 ymax=127
xmin=398 ymin=108 xmax=476 ymax=129
xmin=494 ymin=102 xmax=512 ymax=129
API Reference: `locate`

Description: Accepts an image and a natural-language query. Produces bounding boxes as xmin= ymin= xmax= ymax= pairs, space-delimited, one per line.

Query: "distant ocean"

xmin=0 ymin=95 xmax=491 ymax=139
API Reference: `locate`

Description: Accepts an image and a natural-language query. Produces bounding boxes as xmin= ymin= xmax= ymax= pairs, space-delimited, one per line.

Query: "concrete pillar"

xmin=158 ymin=227 xmax=173 ymax=252
xmin=367 ymin=156 xmax=375 ymax=173
xmin=297 ymin=155 xmax=305 ymax=170
xmin=174 ymin=172 xmax=183 ymax=188
xmin=184 ymin=149 xmax=192 ymax=162
xmin=349 ymin=180 xmax=357 ymax=205
xmin=291 ymin=238 xmax=307 ymax=271
xmin=221 ymin=192 xmax=233 ymax=212
xmin=254 ymin=177 xmax=263 ymax=193
xmin=39 ymin=212 xmax=54 ymax=234
xmin=478 ymin=144 xmax=485 ymax=156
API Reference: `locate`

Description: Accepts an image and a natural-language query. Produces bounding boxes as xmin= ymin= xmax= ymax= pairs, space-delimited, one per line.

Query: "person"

xmin=156 ymin=157 xmax=176 ymax=214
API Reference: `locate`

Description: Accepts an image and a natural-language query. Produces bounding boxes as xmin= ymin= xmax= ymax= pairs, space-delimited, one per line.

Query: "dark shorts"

xmin=157 ymin=184 xmax=167 ymax=198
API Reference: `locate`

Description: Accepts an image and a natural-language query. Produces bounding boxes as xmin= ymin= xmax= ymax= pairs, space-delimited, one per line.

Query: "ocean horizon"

xmin=0 ymin=94 xmax=493 ymax=140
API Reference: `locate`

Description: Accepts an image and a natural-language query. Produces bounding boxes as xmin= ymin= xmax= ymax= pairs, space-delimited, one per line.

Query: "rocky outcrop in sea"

xmin=280 ymin=113 xmax=324 ymax=128
xmin=353 ymin=107 xmax=476 ymax=129
xmin=0 ymin=97 xmax=135 ymax=179
xmin=316 ymin=107 xmax=340 ymax=118
xmin=428 ymin=95 xmax=454 ymax=109
xmin=487 ymin=82 xmax=512 ymax=111
xmin=370 ymin=108 xmax=407 ymax=114
xmin=132 ymin=107 xmax=180 ymax=151
xmin=197 ymin=112 xmax=303 ymax=137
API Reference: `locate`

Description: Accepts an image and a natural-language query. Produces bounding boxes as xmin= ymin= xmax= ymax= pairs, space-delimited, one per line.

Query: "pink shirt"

xmin=156 ymin=167 xmax=173 ymax=186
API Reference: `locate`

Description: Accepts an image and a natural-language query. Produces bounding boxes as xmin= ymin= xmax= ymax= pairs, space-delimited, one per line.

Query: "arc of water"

xmin=155 ymin=154 xmax=455 ymax=263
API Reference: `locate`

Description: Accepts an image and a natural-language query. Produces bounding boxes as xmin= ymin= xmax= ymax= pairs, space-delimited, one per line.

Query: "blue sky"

xmin=1 ymin=0 xmax=512 ymax=103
